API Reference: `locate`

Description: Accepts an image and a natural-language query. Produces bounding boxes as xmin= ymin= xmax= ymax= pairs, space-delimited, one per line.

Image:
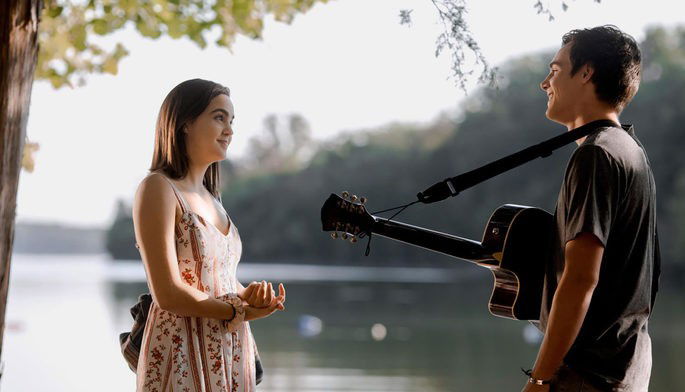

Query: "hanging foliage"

xmin=36 ymin=0 xmax=330 ymax=88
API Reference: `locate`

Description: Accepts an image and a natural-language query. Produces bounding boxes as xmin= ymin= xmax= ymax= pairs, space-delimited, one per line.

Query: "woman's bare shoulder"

xmin=133 ymin=171 xmax=177 ymax=216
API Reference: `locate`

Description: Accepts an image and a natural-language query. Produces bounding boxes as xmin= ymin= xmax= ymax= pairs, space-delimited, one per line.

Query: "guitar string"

xmin=365 ymin=200 xmax=420 ymax=256
xmin=370 ymin=201 xmax=417 ymax=216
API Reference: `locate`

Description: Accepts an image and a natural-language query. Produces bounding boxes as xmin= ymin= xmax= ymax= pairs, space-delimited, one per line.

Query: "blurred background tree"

xmin=244 ymin=113 xmax=315 ymax=174
xmin=108 ymin=26 xmax=685 ymax=277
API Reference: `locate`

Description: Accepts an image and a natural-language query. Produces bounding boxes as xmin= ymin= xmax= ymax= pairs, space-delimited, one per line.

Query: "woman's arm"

xmin=133 ymin=173 xmax=235 ymax=320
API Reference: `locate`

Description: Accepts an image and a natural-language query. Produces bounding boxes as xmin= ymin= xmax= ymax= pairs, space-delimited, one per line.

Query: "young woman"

xmin=132 ymin=78 xmax=285 ymax=391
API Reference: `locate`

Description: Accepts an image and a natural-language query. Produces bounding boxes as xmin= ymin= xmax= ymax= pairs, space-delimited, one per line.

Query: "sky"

xmin=15 ymin=0 xmax=685 ymax=228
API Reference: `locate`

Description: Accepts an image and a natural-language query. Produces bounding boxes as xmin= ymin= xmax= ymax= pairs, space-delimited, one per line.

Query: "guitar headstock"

xmin=321 ymin=192 xmax=374 ymax=244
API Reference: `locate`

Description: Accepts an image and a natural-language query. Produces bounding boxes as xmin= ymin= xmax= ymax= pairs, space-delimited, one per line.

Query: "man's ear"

xmin=581 ymin=64 xmax=595 ymax=84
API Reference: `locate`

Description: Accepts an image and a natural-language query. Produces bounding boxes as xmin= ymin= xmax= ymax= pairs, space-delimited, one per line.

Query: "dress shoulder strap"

xmin=149 ymin=171 xmax=190 ymax=214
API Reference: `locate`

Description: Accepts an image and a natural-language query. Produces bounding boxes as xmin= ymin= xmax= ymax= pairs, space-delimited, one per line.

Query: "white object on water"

xmin=371 ymin=323 xmax=387 ymax=341
xmin=523 ymin=323 xmax=543 ymax=344
xmin=298 ymin=315 xmax=323 ymax=338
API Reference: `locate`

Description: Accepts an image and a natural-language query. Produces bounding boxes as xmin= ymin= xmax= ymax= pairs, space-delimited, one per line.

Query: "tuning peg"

xmin=341 ymin=191 xmax=350 ymax=199
xmin=342 ymin=233 xmax=349 ymax=240
xmin=331 ymin=232 xmax=339 ymax=239
xmin=349 ymin=236 xmax=358 ymax=244
xmin=350 ymin=195 xmax=358 ymax=202
xmin=359 ymin=196 xmax=367 ymax=204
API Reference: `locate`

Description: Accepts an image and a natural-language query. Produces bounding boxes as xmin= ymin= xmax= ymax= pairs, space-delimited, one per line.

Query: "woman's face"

xmin=184 ymin=94 xmax=234 ymax=164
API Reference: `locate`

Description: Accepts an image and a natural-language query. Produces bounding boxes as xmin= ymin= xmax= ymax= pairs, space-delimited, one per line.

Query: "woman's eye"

xmin=216 ymin=115 xmax=225 ymax=121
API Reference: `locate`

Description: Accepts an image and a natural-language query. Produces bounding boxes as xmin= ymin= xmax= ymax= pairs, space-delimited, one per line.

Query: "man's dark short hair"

xmin=562 ymin=25 xmax=641 ymax=112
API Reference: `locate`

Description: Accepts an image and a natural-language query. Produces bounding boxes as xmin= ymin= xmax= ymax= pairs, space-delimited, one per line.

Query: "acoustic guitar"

xmin=320 ymin=192 xmax=554 ymax=321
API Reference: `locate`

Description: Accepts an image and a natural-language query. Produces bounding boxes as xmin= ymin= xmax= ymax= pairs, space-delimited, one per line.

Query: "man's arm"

xmin=531 ymin=232 xmax=604 ymax=380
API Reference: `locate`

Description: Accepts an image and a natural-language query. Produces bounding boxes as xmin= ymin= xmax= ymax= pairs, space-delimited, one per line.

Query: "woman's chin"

xmin=216 ymin=146 xmax=229 ymax=158
xmin=209 ymin=152 xmax=227 ymax=164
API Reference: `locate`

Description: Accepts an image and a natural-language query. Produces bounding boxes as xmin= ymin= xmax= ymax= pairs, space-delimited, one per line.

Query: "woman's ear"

xmin=183 ymin=118 xmax=197 ymax=133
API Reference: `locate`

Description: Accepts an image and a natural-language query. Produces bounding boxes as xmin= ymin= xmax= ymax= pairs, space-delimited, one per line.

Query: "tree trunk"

xmin=0 ymin=0 xmax=42 ymax=381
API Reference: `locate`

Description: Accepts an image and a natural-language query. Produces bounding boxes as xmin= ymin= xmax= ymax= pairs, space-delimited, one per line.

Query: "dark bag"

xmin=118 ymin=293 xmax=264 ymax=385
xmin=119 ymin=293 xmax=152 ymax=372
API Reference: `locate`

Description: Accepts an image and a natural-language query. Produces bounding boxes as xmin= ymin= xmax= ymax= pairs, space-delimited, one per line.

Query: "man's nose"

xmin=540 ymin=77 xmax=549 ymax=92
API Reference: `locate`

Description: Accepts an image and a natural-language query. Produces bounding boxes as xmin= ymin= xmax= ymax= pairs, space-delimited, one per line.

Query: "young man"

xmin=522 ymin=26 xmax=660 ymax=392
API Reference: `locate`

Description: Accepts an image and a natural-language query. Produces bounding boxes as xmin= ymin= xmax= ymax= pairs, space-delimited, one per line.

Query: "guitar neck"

xmin=370 ymin=216 xmax=496 ymax=265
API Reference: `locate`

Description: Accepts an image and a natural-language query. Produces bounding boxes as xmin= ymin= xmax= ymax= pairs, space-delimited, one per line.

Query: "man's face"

xmin=540 ymin=43 xmax=585 ymax=125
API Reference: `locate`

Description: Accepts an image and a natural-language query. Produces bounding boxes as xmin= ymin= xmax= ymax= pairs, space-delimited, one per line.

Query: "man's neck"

xmin=566 ymin=113 xmax=620 ymax=131
xmin=566 ymin=112 xmax=620 ymax=145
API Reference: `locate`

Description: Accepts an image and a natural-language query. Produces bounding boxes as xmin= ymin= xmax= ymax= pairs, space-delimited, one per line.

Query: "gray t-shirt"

xmin=539 ymin=122 xmax=660 ymax=390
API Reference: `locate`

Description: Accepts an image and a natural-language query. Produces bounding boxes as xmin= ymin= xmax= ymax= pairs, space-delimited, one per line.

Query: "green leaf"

xmin=102 ymin=57 xmax=119 ymax=74
xmin=47 ymin=6 xmax=64 ymax=18
xmin=70 ymin=24 xmax=87 ymax=51
xmin=91 ymin=19 xmax=109 ymax=35
xmin=135 ymin=14 xmax=162 ymax=38
xmin=112 ymin=43 xmax=130 ymax=59
xmin=167 ymin=19 xmax=184 ymax=38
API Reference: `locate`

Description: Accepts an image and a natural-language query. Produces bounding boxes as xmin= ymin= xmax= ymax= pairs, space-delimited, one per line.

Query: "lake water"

xmin=3 ymin=254 xmax=683 ymax=391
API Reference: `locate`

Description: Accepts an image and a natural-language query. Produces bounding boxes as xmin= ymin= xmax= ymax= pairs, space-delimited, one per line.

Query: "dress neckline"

xmin=186 ymin=210 xmax=232 ymax=238
xmin=152 ymin=171 xmax=232 ymax=237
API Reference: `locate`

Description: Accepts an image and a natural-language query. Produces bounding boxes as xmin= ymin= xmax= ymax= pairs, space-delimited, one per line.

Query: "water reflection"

xmin=5 ymin=254 xmax=684 ymax=391
xmin=107 ymin=262 xmax=549 ymax=391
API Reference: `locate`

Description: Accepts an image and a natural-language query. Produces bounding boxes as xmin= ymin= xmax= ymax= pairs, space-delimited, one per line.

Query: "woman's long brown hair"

xmin=149 ymin=79 xmax=230 ymax=200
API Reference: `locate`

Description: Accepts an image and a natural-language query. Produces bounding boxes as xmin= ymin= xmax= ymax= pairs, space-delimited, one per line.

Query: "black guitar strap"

xmin=363 ymin=119 xmax=620 ymax=257
xmin=417 ymin=119 xmax=621 ymax=204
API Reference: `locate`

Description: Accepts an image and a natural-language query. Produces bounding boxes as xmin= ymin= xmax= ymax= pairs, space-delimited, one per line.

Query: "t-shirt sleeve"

xmin=562 ymin=144 xmax=619 ymax=247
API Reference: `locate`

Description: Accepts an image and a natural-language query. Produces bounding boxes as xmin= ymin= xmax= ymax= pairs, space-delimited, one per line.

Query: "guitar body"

xmin=481 ymin=205 xmax=554 ymax=320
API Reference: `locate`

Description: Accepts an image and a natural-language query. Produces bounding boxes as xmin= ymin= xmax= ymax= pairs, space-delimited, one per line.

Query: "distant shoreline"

xmin=12 ymin=221 xmax=105 ymax=254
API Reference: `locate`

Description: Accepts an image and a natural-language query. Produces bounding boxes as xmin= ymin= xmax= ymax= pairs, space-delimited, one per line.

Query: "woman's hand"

xmin=244 ymin=283 xmax=286 ymax=321
xmin=241 ymin=280 xmax=277 ymax=308
xmin=239 ymin=281 xmax=261 ymax=305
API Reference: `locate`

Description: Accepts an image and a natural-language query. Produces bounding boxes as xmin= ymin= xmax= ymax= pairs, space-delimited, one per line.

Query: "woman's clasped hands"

xmin=239 ymin=280 xmax=286 ymax=321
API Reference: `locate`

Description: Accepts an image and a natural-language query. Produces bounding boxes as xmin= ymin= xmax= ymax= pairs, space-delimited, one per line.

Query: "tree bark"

xmin=0 ymin=0 xmax=42 ymax=379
